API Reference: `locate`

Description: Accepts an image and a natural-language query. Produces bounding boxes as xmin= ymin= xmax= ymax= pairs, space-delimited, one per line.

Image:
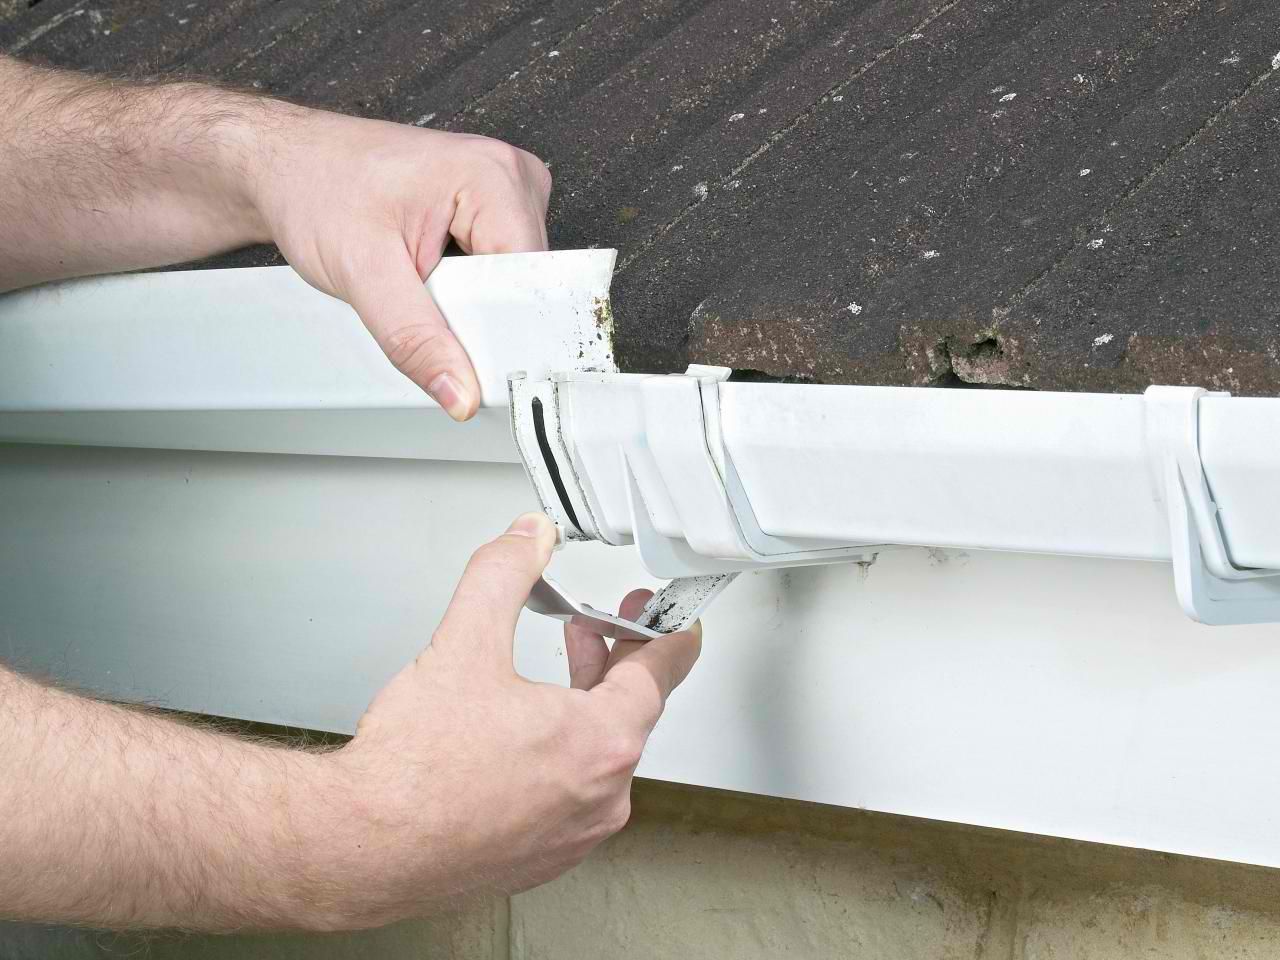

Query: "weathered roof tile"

xmin=4 ymin=0 xmax=1278 ymax=392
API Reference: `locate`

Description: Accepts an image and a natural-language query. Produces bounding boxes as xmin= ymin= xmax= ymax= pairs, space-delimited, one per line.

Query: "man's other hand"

xmin=1 ymin=59 xmax=550 ymax=415
xmin=249 ymin=114 xmax=553 ymax=421
xmin=314 ymin=512 xmax=701 ymax=928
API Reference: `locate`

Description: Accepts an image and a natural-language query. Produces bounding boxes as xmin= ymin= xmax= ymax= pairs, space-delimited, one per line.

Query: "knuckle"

xmin=538 ymin=685 xmax=579 ymax=732
xmin=382 ymin=324 xmax=452 ymax=380
xmin=482 ymin=139 xmax=526 ymax=174
xmin=564 ymin=775 xmax=603 ymax=813
xmin=610 ymin=664 xmax=665 ymax=724
xmin=600 ymin=730 xmax=645 ymax=775
xmin=467 ymin=541 xmax=527 ymax=578
xmin=600 ymin=797 xmax=632 ymax=838
xmin=480 ymin=138 xmax=547 ymax=186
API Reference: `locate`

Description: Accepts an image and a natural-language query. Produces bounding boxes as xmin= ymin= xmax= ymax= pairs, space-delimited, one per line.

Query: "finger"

xmin=565 ymin=587 xmax=648 ymax=690
xmin=463 ymin=201 xmax=548 ymax=255
xmin=603 ymin=588 xmax=654 ymax=674
xmin=564 ymin=622 xmax=609 ymax=691
xmin=432 ymin=512 xmax=557 ymax=669
xmin=593 ymin=621 xmax=703 ymax=733
xmin=453 ymin=154 xmax=551 ymax=255
xmin=345 ymin=237 xmax=480 ymax=422
xmin=619 ymin=589 xmax=652 ymax=622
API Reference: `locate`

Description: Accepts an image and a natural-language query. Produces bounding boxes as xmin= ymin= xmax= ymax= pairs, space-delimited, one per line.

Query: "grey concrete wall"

xmin=6 ymin=778 xmax=1280 ymax=959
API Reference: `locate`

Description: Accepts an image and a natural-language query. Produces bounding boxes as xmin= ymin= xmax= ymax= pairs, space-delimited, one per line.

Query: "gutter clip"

xmin=1144 ymin=386 xmax=1280 ymax=625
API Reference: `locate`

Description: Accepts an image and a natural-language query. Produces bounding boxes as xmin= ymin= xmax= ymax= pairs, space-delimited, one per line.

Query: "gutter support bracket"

xmin=1144 ymin=386 xmax=1280 ymax=625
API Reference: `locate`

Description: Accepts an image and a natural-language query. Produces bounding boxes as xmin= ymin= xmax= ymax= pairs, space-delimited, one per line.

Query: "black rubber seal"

xmin=531 ymin=396 xmax=582 ymax=535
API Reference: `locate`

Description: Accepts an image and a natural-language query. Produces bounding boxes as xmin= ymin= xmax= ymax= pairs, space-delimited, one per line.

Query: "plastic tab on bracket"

xmin=1144 ymin=386 xmax=1280 ymax=625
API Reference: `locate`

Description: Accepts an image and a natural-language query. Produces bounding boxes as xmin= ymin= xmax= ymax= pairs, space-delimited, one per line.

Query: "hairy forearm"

xmin=0 ymin=56 xmax=279 ymax=291
xmin=0 ymin=663 xmax=353 ymax=931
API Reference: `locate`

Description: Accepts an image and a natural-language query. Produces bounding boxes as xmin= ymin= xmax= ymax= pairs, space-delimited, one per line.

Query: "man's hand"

xmin=0 ymin=56 xmax=552 ymax=420
xmin=249 ymin=113 xmax=552 ymax=420
xmin=0 ymin=512 xmax=701 ymax=931
xmin=311 ymin=512 xmax=701 ymax=927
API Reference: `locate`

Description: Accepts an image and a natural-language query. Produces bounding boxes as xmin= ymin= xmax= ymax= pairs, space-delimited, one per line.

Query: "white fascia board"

xmin=5 ymin=443 xmax=1280 ymax=869
xmin=0 ymin=250 xmax=617 ymax=462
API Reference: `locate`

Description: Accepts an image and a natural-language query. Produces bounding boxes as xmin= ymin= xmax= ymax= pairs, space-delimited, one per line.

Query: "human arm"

xmin=0 ymin=512 xmax=701 ymax=931
xmin=0 ymin=665 xmax=332 ymax=930
xmin=0 ymin=55 xmax=552 ymax=419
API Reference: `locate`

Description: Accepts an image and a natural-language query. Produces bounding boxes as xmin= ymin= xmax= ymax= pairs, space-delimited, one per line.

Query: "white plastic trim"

xmin=0 ymin=250 xmax=617 ymax=463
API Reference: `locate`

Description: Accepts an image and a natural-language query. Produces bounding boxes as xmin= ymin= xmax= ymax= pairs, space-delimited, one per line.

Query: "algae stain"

xmin=592 ymin=296 xmax=614 ymax=337
xmin=590 ymin=296 xmax=618 ymax=367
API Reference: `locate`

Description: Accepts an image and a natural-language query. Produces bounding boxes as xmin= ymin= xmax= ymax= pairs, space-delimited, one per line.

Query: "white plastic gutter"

xmin=508 ymin=367 xmax=1280 ymax=626
xmin=4 ymin=252 xmax=1280 ymax=625
xmin=0 ymin=250 xmax=616 ymax=463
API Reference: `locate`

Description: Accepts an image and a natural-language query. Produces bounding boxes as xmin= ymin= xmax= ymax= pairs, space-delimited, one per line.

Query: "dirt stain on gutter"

xmin=578 ymin=295 xmax=617 ymax=369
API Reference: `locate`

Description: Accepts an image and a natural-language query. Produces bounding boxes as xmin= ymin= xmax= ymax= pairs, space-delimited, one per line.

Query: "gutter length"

xmin=727 ymin=384 xmax=1280 ymax=573
xmin=509 ymin=369 xmax=1280 ymax=625
xmin=721 ymin=384 xmax=1165 ymax=560
xmin=1198 ymin=396 xmax=1280 ymax=571
xmin=0 ymin=250 xmax=617 ymax=463
xmin=3 ymin=250 xmax=1279 ymax=615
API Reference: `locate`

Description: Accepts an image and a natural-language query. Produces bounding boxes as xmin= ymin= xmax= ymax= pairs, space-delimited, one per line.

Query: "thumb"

xmin=345 ymin=238 xmax=481 ymax=422
xmin=432 ymin=512 xmax=558 ymax=668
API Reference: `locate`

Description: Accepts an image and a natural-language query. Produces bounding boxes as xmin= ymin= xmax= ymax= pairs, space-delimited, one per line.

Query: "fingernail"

xmin=507 ymin=512 xmax=551 ymax=539
xmin=427 ymin=372 xmax=471 ymax=422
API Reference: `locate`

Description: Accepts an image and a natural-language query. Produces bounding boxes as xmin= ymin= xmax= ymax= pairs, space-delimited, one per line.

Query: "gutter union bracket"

xmin=509 ymin=366 xmax=879 ymax=636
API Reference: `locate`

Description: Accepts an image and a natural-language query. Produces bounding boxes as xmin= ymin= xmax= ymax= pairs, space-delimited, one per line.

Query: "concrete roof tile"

xmin=4 ymin=0 xmax=1278 ymax=392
